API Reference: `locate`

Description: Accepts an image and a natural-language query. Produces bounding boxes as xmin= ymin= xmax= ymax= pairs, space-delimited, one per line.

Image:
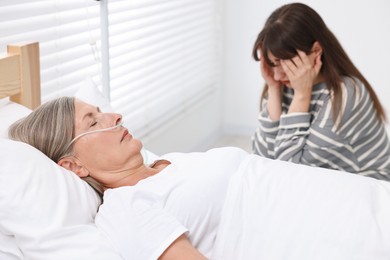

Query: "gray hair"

xmin=8 ymin=97 xmax=104 ymax=196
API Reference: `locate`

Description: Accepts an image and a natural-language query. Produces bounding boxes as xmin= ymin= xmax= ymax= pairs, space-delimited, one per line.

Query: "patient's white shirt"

xmin=95 ymin=147 xmax=248 ymax=259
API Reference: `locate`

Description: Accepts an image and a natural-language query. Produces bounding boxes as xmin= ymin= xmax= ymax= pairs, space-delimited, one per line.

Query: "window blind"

xmin=0 ymin=0 xmax=101 ymax=103
xmin=0 ymin=0 xmax=220 ymax=139
xmin=106 ymin=0 xmax=219 ymax=138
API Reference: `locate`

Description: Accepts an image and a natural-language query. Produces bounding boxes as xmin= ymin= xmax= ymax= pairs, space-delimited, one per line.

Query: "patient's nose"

xmin=100 ymin=113 xmax=122 ymax=128
xmin=112 ymin=113 xmax=123 ymax=126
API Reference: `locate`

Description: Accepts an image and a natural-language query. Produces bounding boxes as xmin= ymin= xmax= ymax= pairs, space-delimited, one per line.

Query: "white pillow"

xmin=0 ymin=98 xmax=31 ymax=138
xmin=0 ymin=100 xmax=30 ymax=259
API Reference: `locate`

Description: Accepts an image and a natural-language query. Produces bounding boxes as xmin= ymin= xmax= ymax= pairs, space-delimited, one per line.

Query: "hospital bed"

xmin=1 ymin=42 xmax=390 ymax=260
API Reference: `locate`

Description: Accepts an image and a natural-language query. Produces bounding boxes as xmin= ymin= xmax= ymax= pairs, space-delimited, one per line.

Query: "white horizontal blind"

xmin=0 ymin=0 xmax=220 ymax=140
xmin=0 ymin=0 xmax=101 ymax=103
xmin=107 ymin=0 xmax=219 ymax=138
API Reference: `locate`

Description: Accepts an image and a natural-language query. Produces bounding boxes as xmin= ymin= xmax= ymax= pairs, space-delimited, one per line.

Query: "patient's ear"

xmin=58 ymin=157 xmax=89 ymax=178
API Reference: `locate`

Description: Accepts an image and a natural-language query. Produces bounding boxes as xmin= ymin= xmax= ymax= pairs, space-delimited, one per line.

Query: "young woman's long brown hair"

xmin=252 ymin=3 xmax=386 ymax=122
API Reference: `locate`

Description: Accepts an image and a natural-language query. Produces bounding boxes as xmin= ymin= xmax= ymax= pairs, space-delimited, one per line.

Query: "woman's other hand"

xmin=282 ymin=49 xmax=322 ymax=113
xmin=281 ymin=49 xmax=322 ymax=95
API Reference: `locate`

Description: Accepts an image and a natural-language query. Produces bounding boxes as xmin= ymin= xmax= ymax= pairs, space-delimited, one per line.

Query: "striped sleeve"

xmin=275 ymin=112 xmax=311 ymax=161
xmin=252 ymin=99 xmax=280 ymax=158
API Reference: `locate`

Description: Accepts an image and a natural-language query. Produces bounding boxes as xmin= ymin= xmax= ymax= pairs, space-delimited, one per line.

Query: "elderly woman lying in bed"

xmin=8 ymin=95 xmax=390 ymax=259
xmin=9 ymin=96 xmax=246 ymax=259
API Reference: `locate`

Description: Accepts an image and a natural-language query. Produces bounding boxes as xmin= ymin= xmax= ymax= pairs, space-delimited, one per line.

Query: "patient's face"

xmin=72 ymin=99 xmax=144 ymax=184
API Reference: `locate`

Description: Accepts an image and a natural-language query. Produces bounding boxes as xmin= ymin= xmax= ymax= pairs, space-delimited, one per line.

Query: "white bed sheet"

xmin=212 ymin=155 xmax=390 ymax=260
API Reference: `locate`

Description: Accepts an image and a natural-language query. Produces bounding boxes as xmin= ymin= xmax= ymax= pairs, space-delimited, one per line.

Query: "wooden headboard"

xmin=0 ymin=42 xmax=41 ymax=109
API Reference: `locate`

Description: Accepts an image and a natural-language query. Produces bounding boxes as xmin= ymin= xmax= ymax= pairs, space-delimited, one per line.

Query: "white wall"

xmin=143 ymin=89 xmax=223 ymax=155
xmin=222 ymin=0 xmax=390 ymax=135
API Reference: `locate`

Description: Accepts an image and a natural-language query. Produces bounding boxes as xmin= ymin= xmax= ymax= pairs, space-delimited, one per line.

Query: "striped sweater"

xmin=252 ymin=77 xmax=390 ymax=181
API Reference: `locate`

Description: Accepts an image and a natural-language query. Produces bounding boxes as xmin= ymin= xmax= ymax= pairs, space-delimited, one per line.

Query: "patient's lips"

xmin=121 ymin=129 xmax=131 ymax=141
